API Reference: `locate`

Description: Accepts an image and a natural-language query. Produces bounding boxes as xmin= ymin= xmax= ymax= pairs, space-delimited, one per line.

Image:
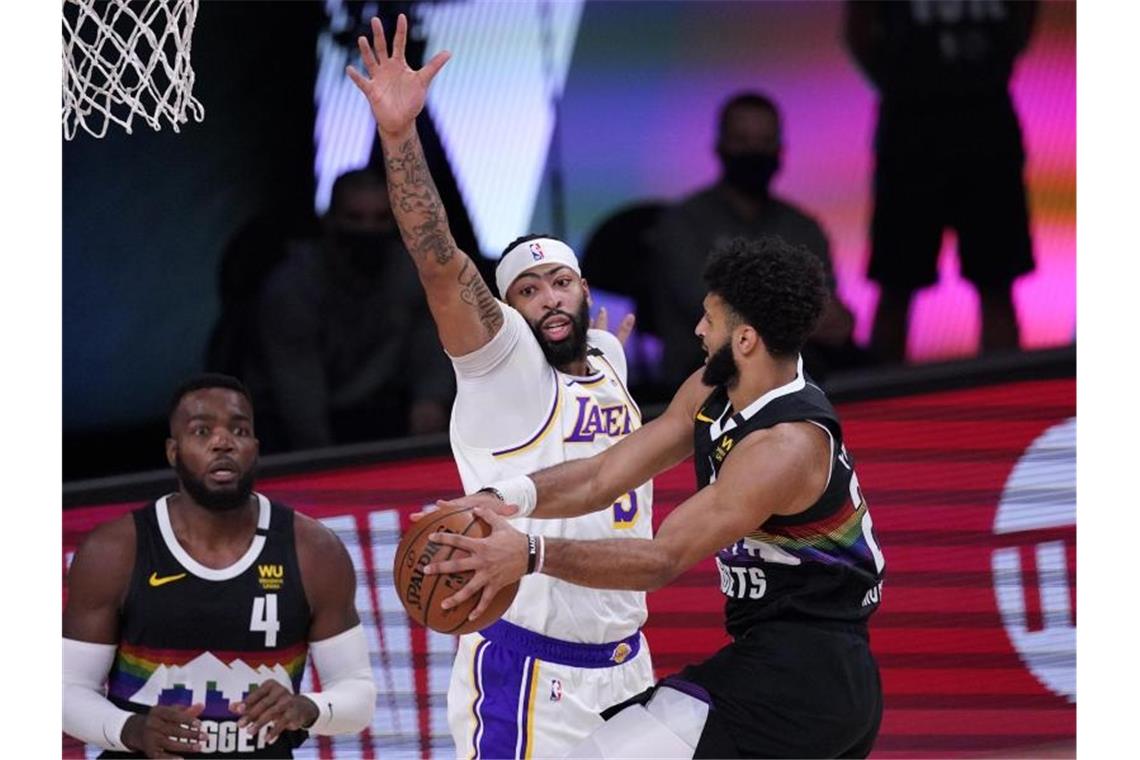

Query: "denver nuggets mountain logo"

xmin=257 ymin=564 xmax=284 ymax=591
xmin=713 ymin=436 xmax=735 ymax=463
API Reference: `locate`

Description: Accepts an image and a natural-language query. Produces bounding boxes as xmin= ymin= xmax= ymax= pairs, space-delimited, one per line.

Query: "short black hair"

xmin=717 ymin=91 xmax=780 ymax=140
xmin=498 ymin=233 xmax=565 ymax=260
xmin=168 ymin=373 xmax=254 ymax=424
xmin=703 ymin=236 xmax=828 ymax=358
xmin=328 ymin=167 xmax=387 ymax=215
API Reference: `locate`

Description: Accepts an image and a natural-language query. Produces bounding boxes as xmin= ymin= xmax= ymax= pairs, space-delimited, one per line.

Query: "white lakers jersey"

xmin=448 ymin=304 xmax=652 ymax=644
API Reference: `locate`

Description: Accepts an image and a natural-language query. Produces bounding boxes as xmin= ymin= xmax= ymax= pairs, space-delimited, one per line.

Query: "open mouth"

xmin=208 ymin=460 xmax=240 ymax=484
xmin=541 ymin=316 xmax=573 ymax=341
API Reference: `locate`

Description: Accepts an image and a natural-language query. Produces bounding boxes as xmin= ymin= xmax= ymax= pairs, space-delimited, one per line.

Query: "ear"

xmin=165 ymin=437 xmax=177 ymax=469
xmin=735 ymin=324 xmax=763 ymax=357
xmin=580 ymin=276 xmax=592 ymax=307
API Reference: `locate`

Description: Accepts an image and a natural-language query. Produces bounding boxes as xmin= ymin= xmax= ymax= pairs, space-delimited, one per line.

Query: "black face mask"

xmin=718 ymin=150 xmax=780 ymax=200
xmin=330 ymin=228 xmax=399 ymax=275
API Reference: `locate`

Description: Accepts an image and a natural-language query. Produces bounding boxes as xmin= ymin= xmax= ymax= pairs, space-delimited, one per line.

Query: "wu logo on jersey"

xmin=257 ymin=564 xmax=284 ymax=591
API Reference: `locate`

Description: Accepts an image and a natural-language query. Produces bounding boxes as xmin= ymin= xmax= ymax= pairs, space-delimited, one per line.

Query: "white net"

xmin=62 ymin=0 xmax=205 ymax=140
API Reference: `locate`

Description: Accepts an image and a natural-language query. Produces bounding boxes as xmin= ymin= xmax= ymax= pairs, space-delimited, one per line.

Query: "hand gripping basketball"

xmin=393 ymin=504 xmax=522 ymax=634
xmin=424 ymin=507 xmax=530 ymax=620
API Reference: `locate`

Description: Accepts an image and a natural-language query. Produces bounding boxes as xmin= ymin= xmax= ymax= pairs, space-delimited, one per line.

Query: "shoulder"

xmin=587 ymin=328 xmax=626 ymax=377
xmin=67 ymin=511 xmax=138 ymax=599
xmin=725 ymin=421 xmax=831 ymax=509
xmin=74 ymin=511 xmax=137 ymax=565
xmin=768 ymin=196 xmax=820 ymax=226
xmin=450 ymin=301 xmax=545 ymax=377
xmin=292 ymin=510 xmax=349 ymax=560
xmin=769 ymin=198 xmax=827 ymax=238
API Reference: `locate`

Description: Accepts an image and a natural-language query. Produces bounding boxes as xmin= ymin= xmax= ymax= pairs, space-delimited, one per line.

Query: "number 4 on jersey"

xmin=250 ymin=594 xmax=280 ymax=647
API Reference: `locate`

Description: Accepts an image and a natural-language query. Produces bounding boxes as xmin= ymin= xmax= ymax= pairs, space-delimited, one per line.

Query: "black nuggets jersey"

xmin=103 ymin=495 xmax=312 ymax=758
xmin=694 ymin=363 xmax=886 ymax=637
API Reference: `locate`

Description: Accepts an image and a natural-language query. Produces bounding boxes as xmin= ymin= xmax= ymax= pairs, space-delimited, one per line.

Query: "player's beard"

xmin=175 ymin=456 xmax=257 ymax=512
xmin=702 ymin=340 xmax=740 ymax=388
xmin=533 ymin=300 xmax=591 ymax=368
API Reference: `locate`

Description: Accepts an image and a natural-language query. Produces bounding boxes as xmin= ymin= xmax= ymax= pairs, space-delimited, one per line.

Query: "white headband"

xmin=495 ymin=237 xmax=581 ymax=297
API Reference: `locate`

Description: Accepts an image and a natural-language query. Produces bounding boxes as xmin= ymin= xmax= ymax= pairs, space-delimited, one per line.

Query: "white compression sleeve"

xmin=301 ymin=624 xmax=377 ymax=736
xmin=63 ymin=638 xmax=134 ymax=751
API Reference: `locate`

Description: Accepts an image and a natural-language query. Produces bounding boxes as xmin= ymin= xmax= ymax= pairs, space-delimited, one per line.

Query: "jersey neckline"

xmin=708 ymin=355 xmax=805 ymax=440
xmin=155 ymin=493 xmax=271 ymax=581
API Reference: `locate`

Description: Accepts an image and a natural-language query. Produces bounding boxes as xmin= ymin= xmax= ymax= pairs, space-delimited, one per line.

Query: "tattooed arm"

xmin=347 ymin=14 xmax=502 ymax=356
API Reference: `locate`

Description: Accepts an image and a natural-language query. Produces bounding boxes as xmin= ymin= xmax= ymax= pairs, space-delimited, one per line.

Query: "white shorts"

xmin=447 ymin=620 xmax=655 ymax=759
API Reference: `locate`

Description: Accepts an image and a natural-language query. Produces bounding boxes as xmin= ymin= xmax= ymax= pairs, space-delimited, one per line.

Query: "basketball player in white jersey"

xmin=347 ymin=15 xmax=654 ymax=758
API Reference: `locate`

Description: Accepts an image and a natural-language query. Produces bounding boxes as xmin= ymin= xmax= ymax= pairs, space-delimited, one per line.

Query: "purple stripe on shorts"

xmin=474 ymin=641 xmax=528 ymax=759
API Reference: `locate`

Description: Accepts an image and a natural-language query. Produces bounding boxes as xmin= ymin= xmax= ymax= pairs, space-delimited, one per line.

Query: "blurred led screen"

xmin=63 ymin=376 xmax=1076 ymax=758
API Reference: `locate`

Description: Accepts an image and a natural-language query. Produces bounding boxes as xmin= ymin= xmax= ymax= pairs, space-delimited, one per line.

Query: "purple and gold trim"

xmin=492 ymin=374 xmax=562 ymax=459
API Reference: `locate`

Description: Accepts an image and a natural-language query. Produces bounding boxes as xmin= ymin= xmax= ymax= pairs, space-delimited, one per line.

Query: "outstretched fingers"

xmin=418 ymin=50 xmax=452 ymax=86
xmin=392 ymin=13 xmax=408 ymax=62
xmin=345 ymin=63 xmax=368 ymax=92
xmin=616 ymin=312 xmax=637 ymax=345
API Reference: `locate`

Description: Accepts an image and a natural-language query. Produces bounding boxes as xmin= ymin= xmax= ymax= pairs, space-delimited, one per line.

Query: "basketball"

xmin=394 ymin=505 xmax=520 ymax=635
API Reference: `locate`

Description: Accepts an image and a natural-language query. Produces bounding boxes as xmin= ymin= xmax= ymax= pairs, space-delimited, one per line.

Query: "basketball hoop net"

xmin=62 ymin=0 xmax=205 ymax=140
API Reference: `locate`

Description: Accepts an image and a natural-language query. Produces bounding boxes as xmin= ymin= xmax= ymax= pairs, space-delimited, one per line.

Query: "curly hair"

xmin=703 ymin=235 xmax=828 ymax=358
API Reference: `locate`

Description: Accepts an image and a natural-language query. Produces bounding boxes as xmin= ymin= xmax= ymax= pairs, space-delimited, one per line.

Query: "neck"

xmin=556 ymin=356 xmax=591 ymax=377
xmin=725 ymin=355 xmax=799 ymax=413
xmin=168 ymin=492 xmax=258 ymax=548
xmin=717 ymin=181 xmax=768 ymax=220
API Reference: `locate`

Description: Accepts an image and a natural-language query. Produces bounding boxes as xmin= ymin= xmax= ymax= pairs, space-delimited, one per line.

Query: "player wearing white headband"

xmin=347 ymin=14 xmax=653 ymax=758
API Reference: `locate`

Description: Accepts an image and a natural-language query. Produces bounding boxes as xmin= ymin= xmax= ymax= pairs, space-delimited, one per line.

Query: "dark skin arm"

xmin=232 ymin=513 xmax=361 ymax=744
xmin=64 ymin=516 xmax=208 ymax=758
xmin=427 ymin=421 xmax=831 ymax=619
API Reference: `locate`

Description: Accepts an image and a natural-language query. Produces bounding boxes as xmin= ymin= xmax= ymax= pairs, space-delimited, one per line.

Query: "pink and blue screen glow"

xmin=556 ymin=1 xmax=1075 ymax=362
xmin=316 ymin=1 xmax=1074 ymax=363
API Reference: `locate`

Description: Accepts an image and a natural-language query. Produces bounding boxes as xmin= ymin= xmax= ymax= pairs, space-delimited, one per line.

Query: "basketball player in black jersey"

xmin=422 ymin=236 xmax=885 ymax=758
xmin=63 ymin=374 xmax=376 ymax=758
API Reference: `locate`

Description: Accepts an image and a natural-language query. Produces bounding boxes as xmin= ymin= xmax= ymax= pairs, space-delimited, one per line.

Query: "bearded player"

xmin=347 ymin=15 xmax=653 ymax=758
xmin=63 ymin=374 xmax=376 ymax=757
xmin=427 ymin=237 xmax=885 ymax=758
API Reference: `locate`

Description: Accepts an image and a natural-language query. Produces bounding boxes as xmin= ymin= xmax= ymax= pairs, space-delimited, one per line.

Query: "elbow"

xmin=644 ymin=555 xmax=680 ymax=593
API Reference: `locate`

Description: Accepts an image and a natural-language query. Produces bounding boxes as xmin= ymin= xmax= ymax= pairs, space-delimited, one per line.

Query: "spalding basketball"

xmin=394 ymin=505 xmax=520 ymax=635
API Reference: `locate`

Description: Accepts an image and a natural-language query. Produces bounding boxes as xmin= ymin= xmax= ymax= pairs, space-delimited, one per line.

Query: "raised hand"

xmin=591 ymin=306 xmax=637 ymax=346
xmin=345 ymin=14 xmax=451 ymax=138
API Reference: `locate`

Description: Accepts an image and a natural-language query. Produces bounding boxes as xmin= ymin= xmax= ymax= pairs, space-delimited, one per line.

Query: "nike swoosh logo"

xmin=149 ymin=571 xmax=188 ymax=587
xmin=695 ymin=412 xmax=716 ymax=423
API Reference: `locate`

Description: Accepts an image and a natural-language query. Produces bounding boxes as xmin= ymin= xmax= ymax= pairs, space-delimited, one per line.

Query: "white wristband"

xmin=488 ymin=475 xmax=537 ymax=518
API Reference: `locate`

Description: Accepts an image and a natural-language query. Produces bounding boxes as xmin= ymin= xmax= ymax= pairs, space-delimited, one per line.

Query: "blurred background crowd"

xmin=63 ymin=0 xmax=1074 ymax=480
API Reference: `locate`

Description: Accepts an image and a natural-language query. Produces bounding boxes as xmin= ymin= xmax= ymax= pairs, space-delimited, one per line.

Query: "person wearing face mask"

xmin=251 ymin=167 xmax=454 ymax=450
xmin=649 ymin=92 xmax=870 ymax=391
